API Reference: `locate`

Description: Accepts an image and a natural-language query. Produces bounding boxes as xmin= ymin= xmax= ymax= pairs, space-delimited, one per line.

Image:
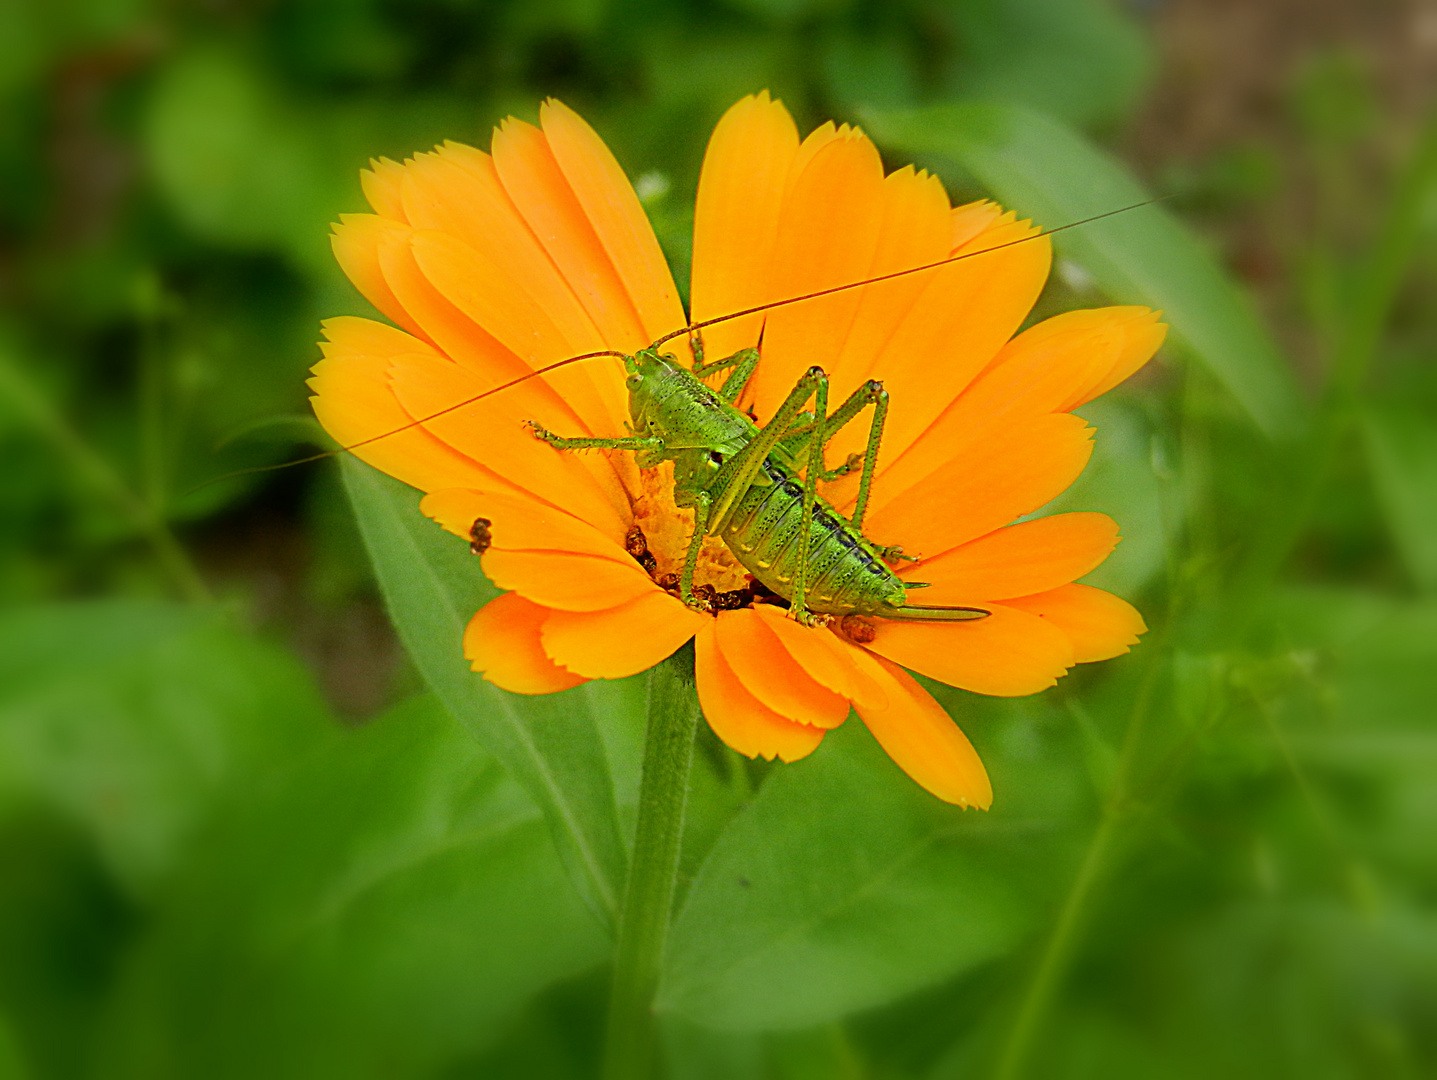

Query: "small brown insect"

xmin=469 ymin=518 xmax=493 ymax=556
xmin=839 ymin=614 xmax=876 ymax=644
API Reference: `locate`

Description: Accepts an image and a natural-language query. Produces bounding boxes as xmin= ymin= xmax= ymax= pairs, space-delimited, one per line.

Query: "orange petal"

xmin=694 ymin=620 xmax=825 ymax=762
xmin=399 ymin=144 xmax=633 ymax=440
xmin=863 ymin=604 xmax=1075 ymax=697
xmin=1003 ymin=583 xmax=1147 ymax=663
xmin=690 ymin=91 xmax=801 ymax=362
xmin=820 ymin=165 xmax=954 ymax=467
xmin=310 ymin=318 xmax=503 ymax=494
xmin=491 ymin=116 xmax=649 ymax=352
xmin=330 ymin=214 xmax=430 ymax=341
xmin=750 ymin=603 xmax=888 ymax=711
xmin=480 ymin=550 xmax=655 ymax=613
xmin=905 ymin=513 xmax=1120 ymax=602
xmin=866 ymin=412 xmax=1095 ymax=557
xmin=714 ymin=608 xmax=850 ymax=728
xmin=540 ymin=590 xmax=705 ymax=679
xmin=949 ymin=199 xmax=1004 ymax=250
xmin=409 ymin=226 xmax=629 ymax=439
xmin=464 ymin=592 xmax=586 ymax=694
xmin=964 ymin=306 xmax=1167 ymax=420
xmin=420 ymin=487 xmax=630 ymax=560
xmin=844 ymin=647 xmax=992 ymax=809
xmin=865 ymin=213 xmax=1052 ymax=467
xmin=360 ymin=157 xmax=408 ymax=221
xmin=747 ymin=127 xmax=887 ymax=422
xmin=1058 ymin=308 xmax=1167 ymax=410
xmin=541 ymin=99 xmax=687 ymax=350
xmin=387 ymin=350 xmax=631 ymax=540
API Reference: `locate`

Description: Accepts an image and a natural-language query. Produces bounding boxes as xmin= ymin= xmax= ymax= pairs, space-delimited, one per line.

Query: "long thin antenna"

xmin=651 ymin=196 xmax=1172 ymax=350
xmin=190 ymin=195 xmax=1168 ymax=494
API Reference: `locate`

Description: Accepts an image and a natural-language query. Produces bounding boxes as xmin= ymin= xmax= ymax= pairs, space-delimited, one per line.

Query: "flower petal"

xmin=408 ymin=226 xmax=629 ymax=440
xmin=360 ymin=157 xmax=408 ymax=221
xmin=540 ymin=590 xmax=705 ymax=679
xmin=481 ymin=550 xmax=655 ymax=613
xmin=491 ymin=116 xmax=649 ymax=352
xmin=866 ymin=412 xmax=1095 ymax=557
xmin=694 ymin=620 xmax=825 ymax=762
xmin=904 ymin=512 xmax=1120 ymax=602
xmin=330 ymin=214 xmax=430 ymax=341
xmin=714 ymin=608 xmax=850 ymax=728
xmin=690 ymin=91 xmax=800 ymax=362
xmin=1003 ymin=583 xmax=1147 ymax=662
xmin=865 ymin=213 xmax=1052 ymax=466
xmin=746 ymin=127 xmax=887 ymax=421
xmin=464 ymin=593 xmax=587 ymax=694
xmin=310 ymin=318 xmax=503 ymax=494
xmin=750 ymin=603 xmax=887 ymax=711
xmin=541 ymin=99 xmax=688 ymax=350
xmin=863 ymin=604 xmax=1075 ymax=697
xmin=844 ymin=647 xmax=992 ymax=809
xmin=387 ymin=350 xmax=631 ymax=540
xmin=420 ymin=487 xmax=630 ymax=559
xmin=820 ymin=164 xmax=954 ymax=466
xmin=1056 ymin=308 xmax=1168 ymax=411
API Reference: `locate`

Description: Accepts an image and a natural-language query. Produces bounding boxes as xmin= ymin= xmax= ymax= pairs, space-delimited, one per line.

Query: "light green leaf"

xmin=97 ymin=696 xmax=606 ymax=1079
xmin=942 ymin=0 xmax=1152 ymax=130
xmin=1363 ymin=405 xmax=1437 ymax=592
xmin=659 ymin=720 xmax=1044 ymax=1030
xmin=0 ymin=601 xmax=333 ymax=898
xmin=341 ymin=456 xmax=634 ymax=929
xmin=863 ymin=102 xmax=1306 ymax=440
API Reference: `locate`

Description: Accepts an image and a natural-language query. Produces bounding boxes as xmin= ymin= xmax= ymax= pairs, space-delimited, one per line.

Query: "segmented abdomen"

xmin=720 ymin=460 xmax=907 ymax=616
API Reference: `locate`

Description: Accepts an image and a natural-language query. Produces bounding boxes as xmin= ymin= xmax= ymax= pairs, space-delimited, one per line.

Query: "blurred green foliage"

xmin=3 ymin=0 xmax=1437 ymax=1077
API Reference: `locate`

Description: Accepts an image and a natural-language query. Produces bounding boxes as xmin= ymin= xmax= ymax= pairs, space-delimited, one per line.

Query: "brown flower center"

xmin=628 ymin=462 xmax=769 ymax=613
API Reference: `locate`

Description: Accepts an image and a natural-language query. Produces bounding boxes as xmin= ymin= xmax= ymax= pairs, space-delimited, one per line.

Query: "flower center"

xmin=628 ymin=461 xmax=763 ymax=611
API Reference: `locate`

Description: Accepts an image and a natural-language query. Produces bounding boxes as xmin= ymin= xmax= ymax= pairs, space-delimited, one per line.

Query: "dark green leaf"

xmin=341 ymin=456 xmax=635 ymax=929
xmin=863 ymin=102 xmax=1306 ymax=439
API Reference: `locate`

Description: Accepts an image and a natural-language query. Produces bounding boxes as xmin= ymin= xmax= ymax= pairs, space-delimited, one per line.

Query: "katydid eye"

xmin=708 ymin=451 xmax=724 ymax=465
xmin=626 ymin=374 xmax=643 ymax=390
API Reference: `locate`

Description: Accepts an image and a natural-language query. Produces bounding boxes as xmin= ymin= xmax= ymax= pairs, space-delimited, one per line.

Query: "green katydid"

xmin=202 ymin=200 xmax=1159 ymax=630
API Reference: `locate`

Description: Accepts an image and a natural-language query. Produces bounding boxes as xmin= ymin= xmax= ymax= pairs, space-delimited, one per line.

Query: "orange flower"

xmin=309 ymin=93 xmax=1165 ymax=809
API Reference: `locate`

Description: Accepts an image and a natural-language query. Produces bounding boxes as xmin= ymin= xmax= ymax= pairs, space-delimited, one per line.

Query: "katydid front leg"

xmin=526 ymin=423 xmax=664 ymax=455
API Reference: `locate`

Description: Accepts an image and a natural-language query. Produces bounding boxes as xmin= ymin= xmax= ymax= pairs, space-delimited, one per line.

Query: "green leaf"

xmin=97 ymin=696 xmax=607 ymax=1079
xmin=863 ymin=102 xmax=1306 ymax=440
xmin=341 ymin=457 xmax=635 ymax=929
xmin=1363 ymin=404 xmax=1437 ymax=592
xmin=942 ymin=0 xmax=1152 ymax=131
xmin=659 ymin=719 xmax=1045 ymax=1030
xmin=0 ymin=601 xmax=333 ymax=897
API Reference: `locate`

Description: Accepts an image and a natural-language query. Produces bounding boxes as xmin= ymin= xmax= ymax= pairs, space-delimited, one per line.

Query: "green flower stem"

xmin=602 ymin=650 xmax=699 ymax=1080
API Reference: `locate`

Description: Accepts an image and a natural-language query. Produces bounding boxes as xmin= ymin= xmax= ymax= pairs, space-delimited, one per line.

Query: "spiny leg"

xmin=691 ymin=346 xmax=761 ymax=404
xmin=527 ymin=422 xmax=664 ymax=454
xmin=813 ymin=379 xmax=889 ymax=531
xmin=678 ymin=489 xmax=712 ymax=609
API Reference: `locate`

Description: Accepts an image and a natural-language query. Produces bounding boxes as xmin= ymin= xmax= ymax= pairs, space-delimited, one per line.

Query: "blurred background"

xmin=2 ymin=0 xmax=1436 ymax=1077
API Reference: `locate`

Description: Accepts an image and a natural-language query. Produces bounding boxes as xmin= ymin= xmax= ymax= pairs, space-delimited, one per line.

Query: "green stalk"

xmin=602 ymin=650 xmax=700 ymax=1080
